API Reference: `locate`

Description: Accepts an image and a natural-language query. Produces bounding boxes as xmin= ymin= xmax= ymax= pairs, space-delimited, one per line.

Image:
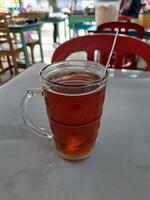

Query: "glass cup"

xmin=95 ymin=0 xmax=120 ymax=26
xmin=21 ymin=60 xmax=108 ymax=161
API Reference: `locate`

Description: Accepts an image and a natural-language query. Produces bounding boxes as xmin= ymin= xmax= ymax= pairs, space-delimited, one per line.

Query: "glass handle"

xmin=21 ymin=88 xmax=52 ymax=138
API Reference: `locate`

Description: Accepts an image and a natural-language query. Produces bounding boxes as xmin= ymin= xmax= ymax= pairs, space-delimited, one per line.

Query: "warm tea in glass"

xmin=21 ymin=60 xmax=108 ymax=160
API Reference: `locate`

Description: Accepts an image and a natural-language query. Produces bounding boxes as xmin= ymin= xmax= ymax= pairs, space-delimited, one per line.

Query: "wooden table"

xmin=19 ymin=12 xmax=67 ymax=43
xmin=42 ymin=14 xmax=67 ymax=43
xmin=8 ymin=22 xmax=44 ymax=67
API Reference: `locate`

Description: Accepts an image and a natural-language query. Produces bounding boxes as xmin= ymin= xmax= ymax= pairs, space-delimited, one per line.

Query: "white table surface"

xmin=0 ymin=63 xmax=150 ymax=200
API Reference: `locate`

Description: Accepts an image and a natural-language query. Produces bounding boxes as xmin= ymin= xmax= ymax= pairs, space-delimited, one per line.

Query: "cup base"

xmin=55 ymin=142 xmax=96 ymax=161
xmin=57 ymin=150 xmax=92 ymax=161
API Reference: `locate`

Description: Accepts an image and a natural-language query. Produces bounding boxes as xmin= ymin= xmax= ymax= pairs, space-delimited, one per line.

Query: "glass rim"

xmin=40 ymin=60 xmax=108 ymax=87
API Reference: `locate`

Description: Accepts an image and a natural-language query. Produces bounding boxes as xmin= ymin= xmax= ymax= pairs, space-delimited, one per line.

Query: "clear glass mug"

xmin=21 ymin=60 xmax=108 ymax=161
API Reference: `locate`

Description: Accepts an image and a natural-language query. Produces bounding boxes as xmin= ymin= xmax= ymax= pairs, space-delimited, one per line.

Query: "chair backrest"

xmin=0 ymin=12 xmax=12 ymax=22
xmin=118 ymin=15 xmax=131 ymax=22
xmin=51 ymin=34 xmax=150 ymax=71
xmin=96 ymin=21 xmax=145 ymax=69
xmin=0 ymin=22 xmax=14 ymax=51
xmin=96 ymin=21 xmax=144 ymax=39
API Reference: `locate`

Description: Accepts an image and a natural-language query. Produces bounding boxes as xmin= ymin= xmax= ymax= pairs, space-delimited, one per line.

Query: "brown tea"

xmin=42 ymin=71 xmax=106 ymax=160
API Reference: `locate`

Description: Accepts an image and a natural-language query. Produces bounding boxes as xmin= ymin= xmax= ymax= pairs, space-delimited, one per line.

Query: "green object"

xmin=68 ymin=15 xmax=95 ymax=24
xmin=68 ymin=15 xmax=95 ymax=37
xmin=143 ymin=9 xmax=150 ymax=14
xmin=8 ymin=22 xmax=44 ymax=67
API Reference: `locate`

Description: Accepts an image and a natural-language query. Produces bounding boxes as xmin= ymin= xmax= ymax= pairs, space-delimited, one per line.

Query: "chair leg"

xmin=11 ymin=55 xmax=19 ymax=75
xmin=0 ymin=57 xmax=3 ymax=70
xmin=0 ymin=59 xmax=3 ymax=82
xmin=75 ymin=30 xmax=78 ymax=37
xmin=7 ymin=56 xmax=13 ymax=75
xmin=69 ymin=28 xmax=71 ymax=39
xmin=30 ymin=45 xmax=35 ymax=64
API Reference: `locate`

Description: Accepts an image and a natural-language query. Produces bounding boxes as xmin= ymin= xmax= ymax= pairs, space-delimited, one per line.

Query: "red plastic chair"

xmin=96 ymin=21 xmax=144 ymax=38
xmin=96 ymin=21 xmax=145 ymax=69
xmin=52 ymin=34 xmax=150 ymax=71
xmin=118 ymin=15 xmax=132 ymax=22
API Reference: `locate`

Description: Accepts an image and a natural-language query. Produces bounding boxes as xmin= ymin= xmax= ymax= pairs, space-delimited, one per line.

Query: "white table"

xmin=0 ymin=64 xmax=150 ymax=200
